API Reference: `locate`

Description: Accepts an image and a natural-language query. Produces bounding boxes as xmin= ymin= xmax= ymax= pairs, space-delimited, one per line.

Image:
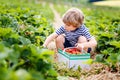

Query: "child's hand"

xmin=75 ymin=43 xmax=84 ymax=50
xmin=43 ymin=44 xmax=47 ymax=48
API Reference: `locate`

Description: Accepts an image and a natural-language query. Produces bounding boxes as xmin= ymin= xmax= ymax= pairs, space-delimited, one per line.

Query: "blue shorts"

xmin=64 ymin=38 xmax=73 ymax=48
xmin=64 ymin=38 xmax=91 ymax=53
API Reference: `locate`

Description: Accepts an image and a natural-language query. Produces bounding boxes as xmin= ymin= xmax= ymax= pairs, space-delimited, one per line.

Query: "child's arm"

xmin=76 ymin=37 xmax=97 ymax=50
xmin=43 ymin=32 xmax=58 ymax=48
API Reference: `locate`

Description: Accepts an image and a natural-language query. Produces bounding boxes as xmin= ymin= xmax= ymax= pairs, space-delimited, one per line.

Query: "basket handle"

xmin=62 ymin=47 xmax=74 ymax=54
xmin=81 ymin=45 xmax=84 ymax=53
xmin=62 ymin=47 xmax=73 ymax=54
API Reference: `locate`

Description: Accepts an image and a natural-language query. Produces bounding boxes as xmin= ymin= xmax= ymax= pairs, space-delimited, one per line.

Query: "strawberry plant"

xmin=0 ymin=0 xmax=58 ymax=80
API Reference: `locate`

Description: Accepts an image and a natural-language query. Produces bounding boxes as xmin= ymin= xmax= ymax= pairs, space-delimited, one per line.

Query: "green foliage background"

xmin=0 ymin=0 xmax=120 ymax=79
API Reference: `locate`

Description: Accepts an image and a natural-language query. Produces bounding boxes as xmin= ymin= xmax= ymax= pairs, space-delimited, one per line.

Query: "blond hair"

xmin=62 ymin=8 xmax=84 ymax=27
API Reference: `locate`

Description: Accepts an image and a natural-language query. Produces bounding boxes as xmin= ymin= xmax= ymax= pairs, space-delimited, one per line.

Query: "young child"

xmin=43 ymin=7 xmax=97 ymax=53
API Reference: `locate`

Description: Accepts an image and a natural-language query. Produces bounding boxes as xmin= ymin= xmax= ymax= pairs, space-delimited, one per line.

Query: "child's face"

xmin=64 ymin=24 xmax=77 ymax=31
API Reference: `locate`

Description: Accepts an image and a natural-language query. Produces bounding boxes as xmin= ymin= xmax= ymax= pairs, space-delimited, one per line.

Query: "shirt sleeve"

xmin=55 ymin=26 xmax=65 ymax=35
xmin=82 ymin=25 xmax=92 ymax=40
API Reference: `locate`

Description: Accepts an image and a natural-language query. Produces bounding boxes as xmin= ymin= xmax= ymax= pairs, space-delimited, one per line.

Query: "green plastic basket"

xmin=58 ymin=48 xmax=90 ymax=60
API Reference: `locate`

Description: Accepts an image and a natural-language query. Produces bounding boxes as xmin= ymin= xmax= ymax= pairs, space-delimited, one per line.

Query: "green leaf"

xmin=19 ymin=36 xmax=31 ymax=45
xmin=47 ymin=69 xmax=58 ymax=77
xmin=84 ymin=59 xmax=93 ymax=65
xmin=106 ymin=54 xmax=117 ymax=66
xmin=117 ymin=55 xmax=120 ymax=62
xmin=108 ymin=41 xmax=120 ymax=48
xmin=100 ymin=32 xmax=114 ymax=38
xmin=101 ymin=50 xmax=108 ymax=55
xmin=15 ymin=69 xmax=32 ymax=80
xmin=0 ymin=27 xmax=12 ymax=37
xmin=10 ymin=33 xmax=19 ymax=39
xmin=95 ymin=54 xmax=104 ymax=62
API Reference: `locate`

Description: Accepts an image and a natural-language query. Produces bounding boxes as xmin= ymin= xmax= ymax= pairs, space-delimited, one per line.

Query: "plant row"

xmin=0 ymin=0 xmax=58 ymax=80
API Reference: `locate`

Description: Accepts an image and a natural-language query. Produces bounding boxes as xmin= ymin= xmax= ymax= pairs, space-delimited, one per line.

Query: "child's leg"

xmin=78 ymin=36 xmax=96 ymax=59
xmin=77 ymin=36 xmax=87 ymax=43
xmin=77 ymin=36 xmax=89 ymax=52
xmin=54 ymin=35 xmax=65 ymax=62
xmin=55 ymin=34 xmax=65 ymax=50
xmin=55 ymin=34 xmax=73 ymax=50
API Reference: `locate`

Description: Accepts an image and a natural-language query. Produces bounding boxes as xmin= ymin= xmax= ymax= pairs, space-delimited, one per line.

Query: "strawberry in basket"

xmin=64 ymin=47 xmax=82 ymax=54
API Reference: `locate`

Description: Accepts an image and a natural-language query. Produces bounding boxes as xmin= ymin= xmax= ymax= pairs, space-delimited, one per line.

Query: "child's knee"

xmin=78 ymin=36 xmax=87 ymax=43
xmin=56 ymin=35 xmax=65 ymax=43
